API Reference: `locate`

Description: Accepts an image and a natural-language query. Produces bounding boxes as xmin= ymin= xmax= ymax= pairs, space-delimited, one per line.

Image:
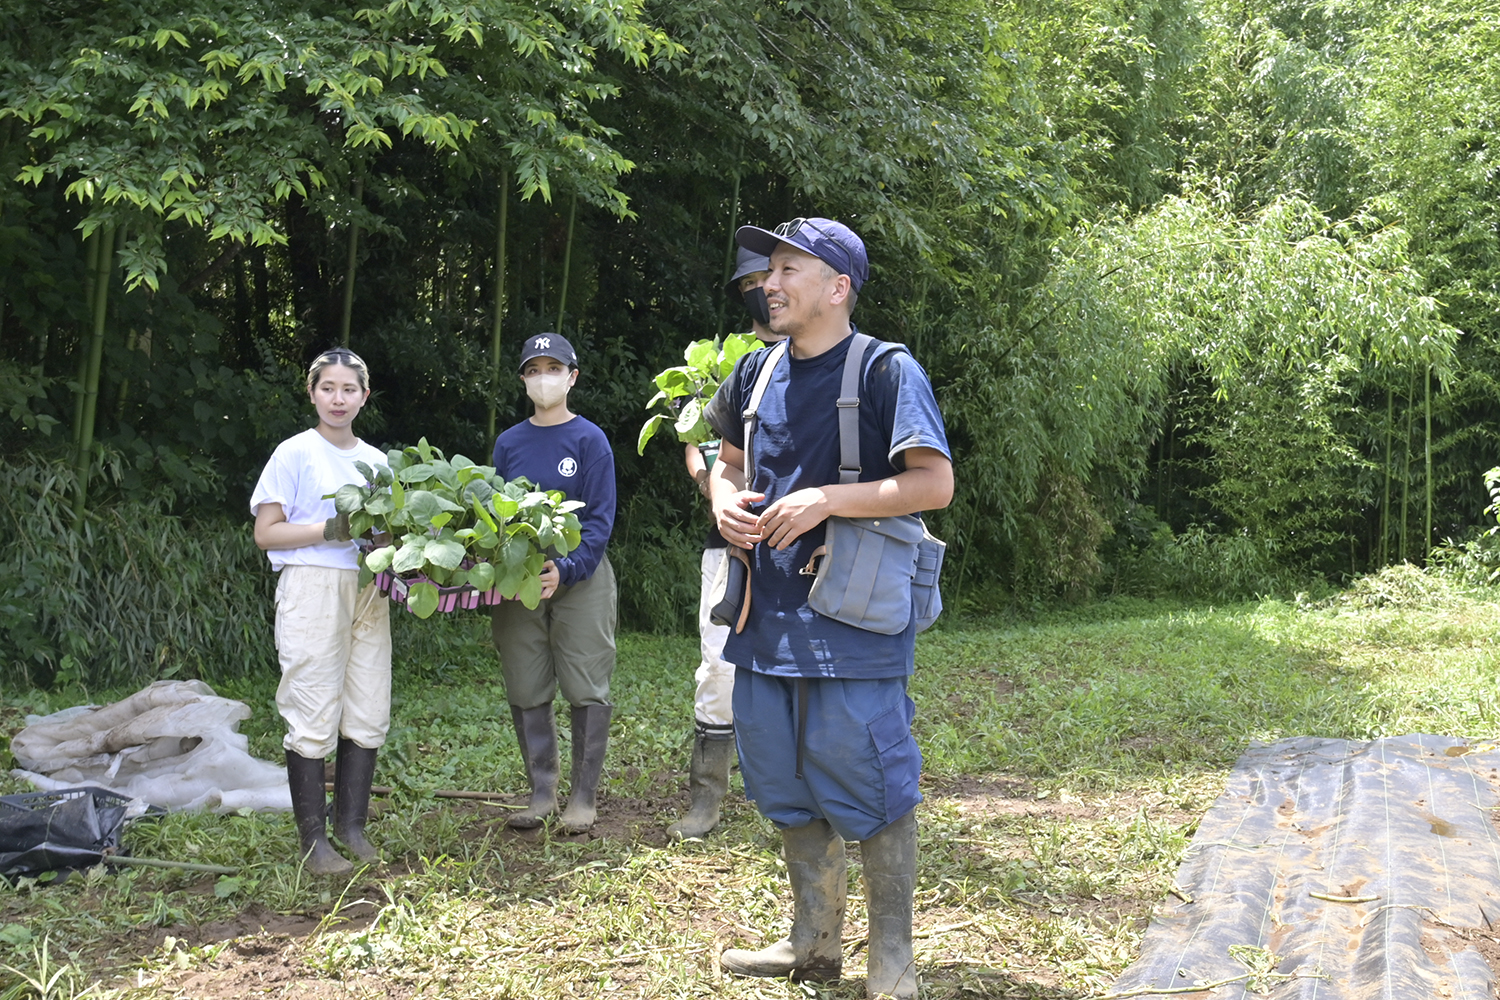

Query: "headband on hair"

xmin=306 ymin=349 xmax=371 ymax=392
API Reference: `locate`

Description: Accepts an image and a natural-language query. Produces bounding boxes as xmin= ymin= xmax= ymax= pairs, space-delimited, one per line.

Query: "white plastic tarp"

xmin=9 ymin=680 xmax=291 ymax=813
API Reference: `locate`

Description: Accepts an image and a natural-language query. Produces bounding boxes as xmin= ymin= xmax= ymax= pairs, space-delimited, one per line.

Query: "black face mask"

xmin=743 ymin=286 xmax=771 ymax=327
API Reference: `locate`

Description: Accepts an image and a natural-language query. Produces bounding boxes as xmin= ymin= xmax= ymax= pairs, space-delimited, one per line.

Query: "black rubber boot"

xmin=286 ymin=750 xmax=353 ymax=875
xmin=559 ymin=704 xmax=612 ymax=833
xmin=861 ymin=809 xmax=919 ymax=998
xmin=508 ymin=704 xmax=560 ymax=829
xmin=721 ymin=819 xmax=846 ymax=981
xmin=667 ymin=728 xmax=734 ymax=840
xmin=331 ymin=737 xmax=379 ymax=863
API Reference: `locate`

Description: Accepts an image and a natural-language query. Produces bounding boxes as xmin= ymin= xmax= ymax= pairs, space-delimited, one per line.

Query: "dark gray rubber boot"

xmin=559 ymin=704 xmax=612 ymax=833
xmin=861 ymin=809 xmax=919 ymax=998
xmin=286 ymin=750 xmax=353 ymax=875
xmin=667 ymin=729 xmax=734 ymax=840
xmin=508 ymin=704 xmax=560 ymax=829
xmin=721 ymin=819 xmax=846 ymax=980
xmin=332 ymin=737 xmax=379 ymax=863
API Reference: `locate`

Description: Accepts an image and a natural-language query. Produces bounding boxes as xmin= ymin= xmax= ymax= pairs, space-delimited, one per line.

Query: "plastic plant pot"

xmin=378 ymin=569 xmax=503 ymax=614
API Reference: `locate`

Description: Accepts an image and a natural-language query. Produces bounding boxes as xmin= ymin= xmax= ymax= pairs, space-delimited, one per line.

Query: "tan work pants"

xmin=274 ymin=565 xmax=392 ymax=758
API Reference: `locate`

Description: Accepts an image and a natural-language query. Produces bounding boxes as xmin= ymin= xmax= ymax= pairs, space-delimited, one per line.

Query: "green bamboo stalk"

xmin=488 ymin=169 xmax=510 ymax=442
xmin=1380 ymin=387 xmax=1393 ymax=566
xmin=73 ymin=223 xmax=117 ymax=520
xmin=1424 ymin=364 xmax=1432 ymax=561
xmin=554 ymin=190 xmax=577 ymax=333
xmin=102 ymin=855 xmax=239 ymax=876
xmin=511 ymin=232 xmax=524 ymax=336
xmin=951 ymin=496 xmax=980 ymax=612
xmin=715 ymin=167 xmax=743 ymax=339
xmin=340 ymin=178 xmax=363 ymax=347
xmin=912 ymin=277 xmax=931 ymax=360
xmin=1164 ymin=412 xmax=1176 ymax=523
xmin=1155 ymin=426 xmax=1166 ymax=518
xmin=1400 ymin=368 xmax=1414 ymax=562
xmin=72 ymin=231 xmax=103 ymax=449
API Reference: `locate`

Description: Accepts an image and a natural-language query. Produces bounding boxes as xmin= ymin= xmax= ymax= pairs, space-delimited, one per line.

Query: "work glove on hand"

xmin=323 ymin=512 xmax=353 ymax=542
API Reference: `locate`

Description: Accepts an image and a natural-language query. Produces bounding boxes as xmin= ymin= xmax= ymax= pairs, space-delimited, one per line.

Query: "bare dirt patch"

xmin=181 ymin=903 xmax=329 ymax=943
xmin=927 ymin=773 xmax=1203 ymax=828
xmin=454 ymin=784 xmax=682 ymax=847
xmin=159 ymin=947 xmax=418 ymax=1000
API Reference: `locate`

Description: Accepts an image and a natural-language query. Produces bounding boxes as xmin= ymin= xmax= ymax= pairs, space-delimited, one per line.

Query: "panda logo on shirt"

xmin=558 ymin=457 xmax=578 ymax=478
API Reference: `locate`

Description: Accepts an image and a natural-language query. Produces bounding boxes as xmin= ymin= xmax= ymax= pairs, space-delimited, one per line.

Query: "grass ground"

xmin=3 ymin=572 xmax=1499 ymax=999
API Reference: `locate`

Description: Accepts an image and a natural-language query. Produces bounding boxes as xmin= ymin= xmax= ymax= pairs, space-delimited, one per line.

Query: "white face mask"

xmin=525 ymin=370 xmax=573 ymax=410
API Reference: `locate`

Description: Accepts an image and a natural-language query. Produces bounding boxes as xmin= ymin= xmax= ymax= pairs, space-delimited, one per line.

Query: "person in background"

xmin=705 ymin=218 xmax=952 ymax=998
xmin=251 ymin=348 xmax=391 ymax=875
xmin=668 ymin=246 xmax=786 ymax=840
xmin=491 ymin=333 xmax=618 ymax=834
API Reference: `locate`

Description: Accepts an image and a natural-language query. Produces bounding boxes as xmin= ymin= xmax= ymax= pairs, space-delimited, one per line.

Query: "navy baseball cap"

xmin=724 ymin=245 xmax=772 ymax=302
xmin=736 ymin=217 xmax=868 ymax=292
xmin=517 ymin=332 xmax=577 ymax=372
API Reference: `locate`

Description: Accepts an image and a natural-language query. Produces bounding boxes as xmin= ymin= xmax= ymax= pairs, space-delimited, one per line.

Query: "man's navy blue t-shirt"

xmin=491 ymin=415 xmax=616 ymax=587
xmin=704 ymin=330 xmax=950 ymax=679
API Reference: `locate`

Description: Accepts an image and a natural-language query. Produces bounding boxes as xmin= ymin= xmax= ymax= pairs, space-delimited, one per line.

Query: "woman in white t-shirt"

xmin=250 ymin=349 xmax=390 ymax=875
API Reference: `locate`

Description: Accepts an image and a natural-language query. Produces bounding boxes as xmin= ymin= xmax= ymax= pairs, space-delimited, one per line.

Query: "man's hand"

xmin=714 ymin=489 xmax=766 ymax=550
xmin=708 ymin=440 xmax=761 ymax=549
xmin=539 ymin=560 xmax=561 ymax=601
xmin=756 ymin=488 xmax=831 ymax=550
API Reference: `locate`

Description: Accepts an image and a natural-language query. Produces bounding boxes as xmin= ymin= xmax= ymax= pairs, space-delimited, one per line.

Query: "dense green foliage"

xmin=0 ymin=456 xmax=273 ymax=689
xmin=4 ymin=0 xmax=1500 ymax=685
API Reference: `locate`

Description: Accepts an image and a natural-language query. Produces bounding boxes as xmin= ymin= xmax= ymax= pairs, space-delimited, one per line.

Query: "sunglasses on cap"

xmin=774 ymin=217 xmax=839 ymax=241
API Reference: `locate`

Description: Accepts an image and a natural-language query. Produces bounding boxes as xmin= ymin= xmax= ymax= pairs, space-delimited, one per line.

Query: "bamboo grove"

xmin=2 ymin=0 xmax=1499 ymax=683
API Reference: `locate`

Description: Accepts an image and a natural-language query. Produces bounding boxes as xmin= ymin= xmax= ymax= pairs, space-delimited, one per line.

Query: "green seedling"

xmin=327 ymin=437 xmax=584 ymax=616
xmin=637 ymin=334 xmax=758 ymax=453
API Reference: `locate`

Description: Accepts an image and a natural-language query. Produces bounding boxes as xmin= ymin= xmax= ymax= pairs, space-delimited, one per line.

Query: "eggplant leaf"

xmin=408 ymin=582 xmax=439 ymax=619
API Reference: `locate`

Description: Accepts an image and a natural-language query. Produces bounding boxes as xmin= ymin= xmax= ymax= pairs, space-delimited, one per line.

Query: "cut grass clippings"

xmin=2 ymin=582 xmax=1499 ymax=998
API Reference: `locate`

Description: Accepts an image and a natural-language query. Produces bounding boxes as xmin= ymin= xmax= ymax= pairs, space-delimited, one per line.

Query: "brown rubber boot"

xmin=331 ymin=737 xmax=379 ymax=863
xmin=721 ymin=819 xmax=846 ymax=981
xmin=861 ymin=810 xmax=919 ymax=998
xmin=508 ymin=704 xmax=560 ymax=829
xmin=286 ymin=750 xmax=353 ymax=875
xmin=559 ymin=704 xmax=612 ymax=833
xmin=666 ymin=728 xmax=734 ymax=840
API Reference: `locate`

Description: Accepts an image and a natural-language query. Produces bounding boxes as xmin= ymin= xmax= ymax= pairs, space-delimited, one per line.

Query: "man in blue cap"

xmin=667 ymin=246 xmax=785 ymax=840
xmin=703 ymin=218 xmax=952 ymax=998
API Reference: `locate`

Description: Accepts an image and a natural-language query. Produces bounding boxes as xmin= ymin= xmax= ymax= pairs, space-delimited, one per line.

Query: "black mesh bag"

xmin=0 ymin=787 xmax=136 ymax=879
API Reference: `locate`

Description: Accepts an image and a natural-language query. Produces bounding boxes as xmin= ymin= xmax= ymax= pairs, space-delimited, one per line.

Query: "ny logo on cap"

xmin=533 ymin=336 xmax=551 ymax=350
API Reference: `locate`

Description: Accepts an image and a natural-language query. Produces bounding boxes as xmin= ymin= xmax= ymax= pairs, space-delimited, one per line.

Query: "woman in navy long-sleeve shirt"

xmin=490 ymin=333 xmax=617 ymax=834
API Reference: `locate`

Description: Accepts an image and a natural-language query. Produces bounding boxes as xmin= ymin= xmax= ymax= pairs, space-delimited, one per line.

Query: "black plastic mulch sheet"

xmin=1113 ymin=735 xmax=1500 ymax=1000
xmin=0 ymin=786 xmax=134 ymax=878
